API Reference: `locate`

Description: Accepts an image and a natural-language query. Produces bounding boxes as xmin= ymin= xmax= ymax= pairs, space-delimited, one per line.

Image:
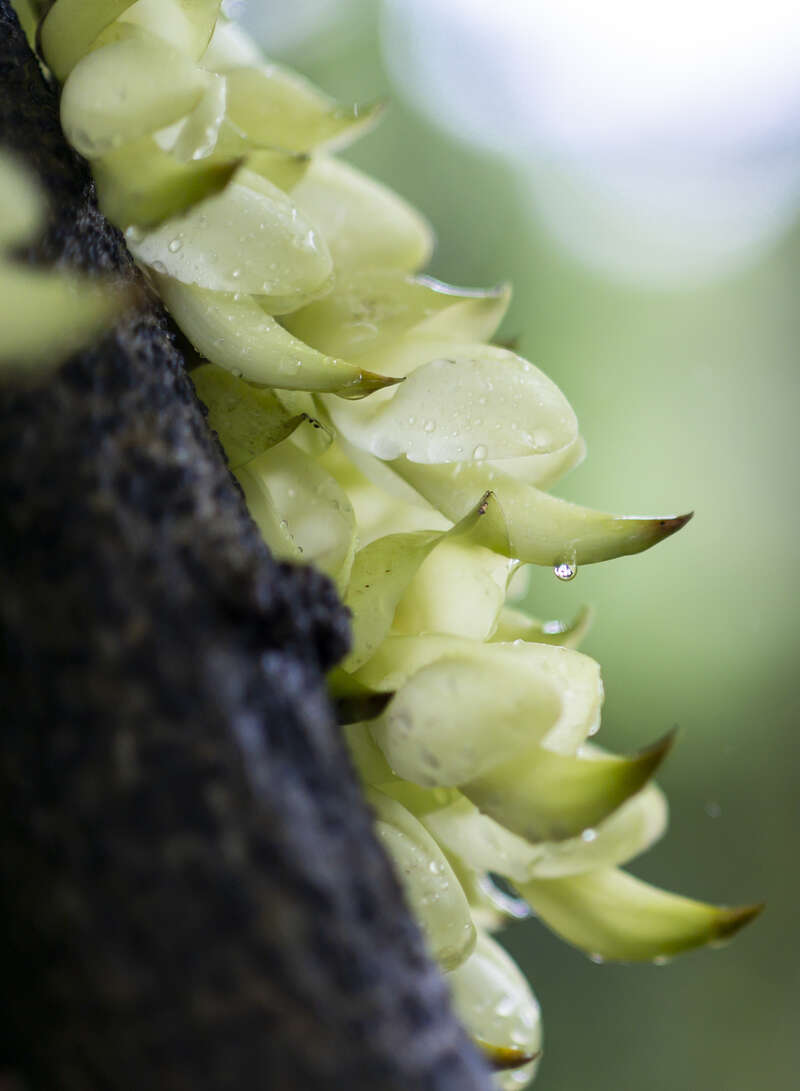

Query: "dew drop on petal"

xmin=589 ymin=952 xmax=605 ymax=965
xmin=554 ymin=562 xmax=577 ymax=581
xmin=167 ymin=238 xmax=183 ymax=253
xmin=581 ymin=828 xmax=598 ymax=842
xmin=423 ymin=419 xmax=436 ymax=433
xmin=472 ymin=444 xmax=488 ymax=460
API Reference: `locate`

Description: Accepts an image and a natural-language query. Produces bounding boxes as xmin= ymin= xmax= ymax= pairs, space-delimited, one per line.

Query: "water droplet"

xmin=408 ymin=416 xmax=416 ymax=425
xmin=472 ymin=444 xmax=488 ymax=461
xmin=423 ymin=419 xmax=436 ymax=433
xmin=589 ymin=953 xmax=605 ymax=965
xmin=581 ymin=828 xmax=597 ymax=843
xmin=554 ymin=562 xmax=577 ymax=581
xmin=653 ymin=955 xmax=671 ymax=966
xmin=428 ymin=859 xmax=443 ymax=875
xmin=231 ymin=269 xmax=241 ymax=279
xmin=151 ymin=260 xmax=167 ymax=274
xmin=496 ymin=996 xmax=515 ymax=1017
xmin=167 ymin=238 xmax=183 ymax=253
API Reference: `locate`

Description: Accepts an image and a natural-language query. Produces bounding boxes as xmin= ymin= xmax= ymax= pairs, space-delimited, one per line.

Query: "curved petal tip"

xmin=476 ymin=1041 xmax=542 ymax=1072
xmin=336 ymin=370 xmax=405 ymax=399
xmin=713 ymin=901 xmax=766 ymax=944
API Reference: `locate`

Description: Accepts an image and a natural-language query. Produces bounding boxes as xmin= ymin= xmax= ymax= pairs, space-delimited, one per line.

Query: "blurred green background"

xmin=244 ymin=2 xmax=799 ymax=1086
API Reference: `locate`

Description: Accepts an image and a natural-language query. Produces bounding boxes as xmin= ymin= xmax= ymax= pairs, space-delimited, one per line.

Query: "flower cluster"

xmin=31 ymin=2 xmax=761 ymax=1085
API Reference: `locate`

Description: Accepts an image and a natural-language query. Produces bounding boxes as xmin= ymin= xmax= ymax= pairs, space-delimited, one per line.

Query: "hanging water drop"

xmin=581 ymin=828 xmax=597 ymax=843
xmin=554 ymin=562 xmax=577 ymax=581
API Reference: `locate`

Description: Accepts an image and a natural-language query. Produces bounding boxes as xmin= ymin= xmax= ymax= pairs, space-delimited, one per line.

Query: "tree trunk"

xmin=0 ymin=7 xmax=491 ymax=1089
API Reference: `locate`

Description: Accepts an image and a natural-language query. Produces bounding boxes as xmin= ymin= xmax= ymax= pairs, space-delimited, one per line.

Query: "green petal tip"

xmin=629 ymin=725 xmax=679 ymax=779
xmin=335 ymin=370 xmax=405 ymax=399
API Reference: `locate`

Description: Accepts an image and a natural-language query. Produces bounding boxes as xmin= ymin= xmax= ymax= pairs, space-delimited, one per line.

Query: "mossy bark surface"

xmin=0 ymin=6 xmax=492 ymax=1089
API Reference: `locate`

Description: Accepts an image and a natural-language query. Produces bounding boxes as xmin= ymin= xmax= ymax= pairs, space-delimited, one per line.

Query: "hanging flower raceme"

xmin=29 ymin=1 xmax=763 ymax=1085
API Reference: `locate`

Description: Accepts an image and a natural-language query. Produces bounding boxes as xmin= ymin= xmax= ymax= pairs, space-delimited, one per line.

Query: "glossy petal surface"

xmin=292 ymin=156 xmax=434 ymax=273
xmin=392 ymin=456 xmax=692 ymax=566
xmin=518 ymin=868 xmax=763 ymax=962
xmin=369 ymin=789 xmax=476 ymax=971
xmin=130 ymin=167 xmax=331 ymax=298
xmin=153 ymin=277 xmax=400 ymax=396
xmin=447 ymin=930 xmax=541 ymax=1089
xmin=61 ymin=28 xmax=209 ymax=158
xmin=463 ymin=730 xmax=674 ymax=842
xmin=325 ymin=341 xmax=577 ymax=464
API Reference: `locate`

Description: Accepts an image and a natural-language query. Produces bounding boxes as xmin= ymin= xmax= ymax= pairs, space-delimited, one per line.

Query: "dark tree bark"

xmin=0 ymin=6 xmax=492 ymax=1090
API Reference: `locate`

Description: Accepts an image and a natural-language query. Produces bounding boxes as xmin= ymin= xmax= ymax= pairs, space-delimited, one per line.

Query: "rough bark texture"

xmin=0 ymin=7 xmax=492 ymax=1090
